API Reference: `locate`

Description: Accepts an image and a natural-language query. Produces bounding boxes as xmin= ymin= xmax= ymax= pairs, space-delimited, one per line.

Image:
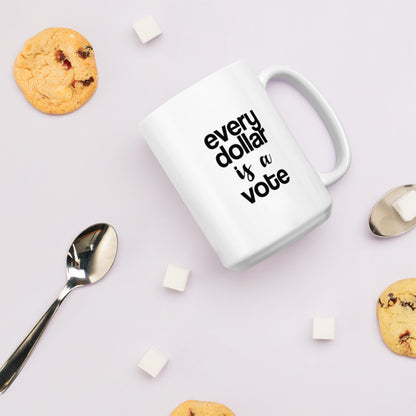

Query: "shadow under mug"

xmin=140 ymin=60 xmax=351 ymax=270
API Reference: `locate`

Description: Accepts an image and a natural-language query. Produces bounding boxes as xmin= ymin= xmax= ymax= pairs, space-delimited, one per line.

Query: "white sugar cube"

xmin=133 ymin=15 xmax=162 ymax=44
xmin=163 ymin=264 xmax=191 ymax=292
xmin=312 ymin=317 xmax=335 ymax=340
xmin=138 ymin=347 xmax=168 ymax=378
xmin=393 ymin=190 xmax=416 ymax=222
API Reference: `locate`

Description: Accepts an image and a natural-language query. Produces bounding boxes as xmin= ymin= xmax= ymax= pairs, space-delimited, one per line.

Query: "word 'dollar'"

xmin=204 ymin=110 xmax=291 ymax=204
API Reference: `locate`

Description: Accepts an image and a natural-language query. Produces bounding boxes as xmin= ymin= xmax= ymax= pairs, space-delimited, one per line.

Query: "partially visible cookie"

xmin=14 ymin=27 xmax=97 ymax=114
xmin=170 ymin=400 xmax=235 ymax=416
xmin=377 ymin=278 xmax=416 ymax=357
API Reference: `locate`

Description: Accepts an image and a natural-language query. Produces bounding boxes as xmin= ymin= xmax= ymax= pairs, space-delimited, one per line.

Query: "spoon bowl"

xmin=369 ymin=185 xmax=416 ymax=237
xmin=0 ymin=223 xmax=118 ymax=394
xmin=66 ymin=223 xmax=118 ymax=286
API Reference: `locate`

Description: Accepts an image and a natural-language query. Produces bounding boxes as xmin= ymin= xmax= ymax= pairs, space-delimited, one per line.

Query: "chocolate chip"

xmin=400 ymin=301 xmax=416 ymax=311
xmin=70 ymin=77 xmax=95 ymax=88
xmin=63 ymin=59 xmax=71 ymax=70
xmin=55 ymin=50 xmax=65 ymax=62
xmin=189 ymin=410 xmax=195 ymax=416
xmin=387 ymin=293 xmax=397 ymax=306
xmin=55 ymin=50 xmax=71 ymax=70
xmin=379 ymin=293 xmax=397 ymax=308
xmin=82 ymin=77 xmax=94 ymax=86
xmin=77 ymin=50 xmax=89 ymax=59
xmin=399 ymin=330 xmax=411 ymax=343
xmin=77 ymin=45 xmax=93 ymax=59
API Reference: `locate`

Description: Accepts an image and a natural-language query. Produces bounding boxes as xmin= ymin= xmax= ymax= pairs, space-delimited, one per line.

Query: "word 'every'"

xmin=204 ymin=110 xmax=267 ymax=168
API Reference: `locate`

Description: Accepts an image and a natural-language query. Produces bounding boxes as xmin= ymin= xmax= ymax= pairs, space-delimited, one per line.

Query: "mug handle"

xmin=258 ymin=66 xmax=351 ymax=187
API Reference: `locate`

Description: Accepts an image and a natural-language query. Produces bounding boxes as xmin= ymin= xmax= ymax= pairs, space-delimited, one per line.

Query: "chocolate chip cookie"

xmin=14 ymin=27 xmax=97 ymax=114
xmin=377 ymin=278 xmax=416 ymax=357
xmin=170 ymin=401 xmax=235 ymax=416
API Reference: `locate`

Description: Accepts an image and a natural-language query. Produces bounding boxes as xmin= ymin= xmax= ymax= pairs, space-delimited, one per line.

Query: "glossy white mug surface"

xmin=140 ymin=61 xmax=350 ymax=270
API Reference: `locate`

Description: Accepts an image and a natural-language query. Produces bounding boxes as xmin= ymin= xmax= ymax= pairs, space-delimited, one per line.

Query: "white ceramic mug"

xmin=140 ymin=61 xmax=351 ymax=270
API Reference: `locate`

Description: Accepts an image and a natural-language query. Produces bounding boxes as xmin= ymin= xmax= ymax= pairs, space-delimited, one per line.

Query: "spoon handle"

xmin=0 ymin=297 xmax=63 ymax=395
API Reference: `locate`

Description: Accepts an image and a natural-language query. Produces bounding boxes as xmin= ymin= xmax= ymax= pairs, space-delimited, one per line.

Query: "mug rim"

xmin=139 ymin=59 xmax=247 ymax=130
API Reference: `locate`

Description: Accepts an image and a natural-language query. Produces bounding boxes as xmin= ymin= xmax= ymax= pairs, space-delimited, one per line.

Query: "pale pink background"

xmin=0 ymin=0 xmax=414 ymax=414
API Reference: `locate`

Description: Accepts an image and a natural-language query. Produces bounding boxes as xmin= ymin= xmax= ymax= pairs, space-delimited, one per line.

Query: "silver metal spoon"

xmin=369 ymin=185 xmax=416 ymax=237
xmin=0 ymin=223 xmax=118 ymax=394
